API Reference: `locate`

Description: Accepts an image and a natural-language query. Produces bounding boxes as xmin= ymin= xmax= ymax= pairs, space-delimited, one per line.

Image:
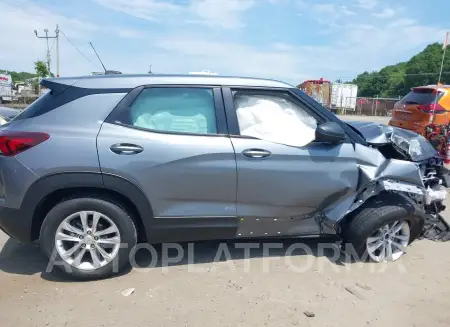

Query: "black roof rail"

xmin=104 ymin=70 xmax=122 ymax=75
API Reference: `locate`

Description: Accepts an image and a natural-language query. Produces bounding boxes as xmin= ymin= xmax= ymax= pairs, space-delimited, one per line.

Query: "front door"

xmin=223 ymin=87 xmax=358 ymax=237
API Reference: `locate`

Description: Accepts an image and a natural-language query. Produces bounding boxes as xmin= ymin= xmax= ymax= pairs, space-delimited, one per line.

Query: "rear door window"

xmin=125 ymin=87 xmax=218 ymax=135
xmin=398 ymin=88 xmax=444 ymax=105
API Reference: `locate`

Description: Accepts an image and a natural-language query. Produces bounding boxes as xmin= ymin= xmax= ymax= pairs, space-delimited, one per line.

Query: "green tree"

xmin=0 ymin=70 xmax=37 ymax=84
xmin=351 ymin=42 xmax=450 ymax=98
xmin=34 ymin=60 xmax=50 ymax=78
xmin=403 ymin=43 xmax=450 ymax=93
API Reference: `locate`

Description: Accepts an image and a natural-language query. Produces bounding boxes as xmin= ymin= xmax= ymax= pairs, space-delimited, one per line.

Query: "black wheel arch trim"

xmin=21 ymin=172 xmax=154 ymax=242
xmin=22 ymin=172 xmax=237 ymax=244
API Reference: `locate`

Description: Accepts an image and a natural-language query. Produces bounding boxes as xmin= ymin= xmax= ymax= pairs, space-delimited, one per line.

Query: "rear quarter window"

xmin=12 ymin=91 xmax=54 ymax=121
xmin=12 ymin=84 xmax=132 ymax=121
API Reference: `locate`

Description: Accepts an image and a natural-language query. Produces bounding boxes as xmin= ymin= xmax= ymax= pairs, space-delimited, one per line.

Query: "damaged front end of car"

xmin=321 ymin=121 xmax=450 ymax=241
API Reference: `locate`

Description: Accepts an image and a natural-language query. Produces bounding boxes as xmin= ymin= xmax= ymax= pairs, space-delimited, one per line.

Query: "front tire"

xmin=342 ymin=194 xmax=424 ymax=262
xmin=39 ymin=197 xmax=137 ymax=280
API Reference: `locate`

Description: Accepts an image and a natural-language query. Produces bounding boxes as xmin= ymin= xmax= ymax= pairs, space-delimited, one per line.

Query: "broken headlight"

xmin=390 ymin=129 xmax=438 ymax=162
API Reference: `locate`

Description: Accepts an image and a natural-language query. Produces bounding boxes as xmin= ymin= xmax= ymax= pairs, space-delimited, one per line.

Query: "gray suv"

xmin=0 ymin=74 xmax=448 ymax=280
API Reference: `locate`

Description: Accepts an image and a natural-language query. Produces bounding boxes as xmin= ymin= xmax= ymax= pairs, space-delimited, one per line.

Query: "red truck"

xmin=298 ymin=78 xmax=331 ymax=108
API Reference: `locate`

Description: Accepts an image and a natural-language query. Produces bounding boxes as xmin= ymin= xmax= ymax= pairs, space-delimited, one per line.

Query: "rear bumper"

xmin=389 ymin=119 xmax=426 ymax=135
xmin=0 ymin=205 xmax=33 ymax=243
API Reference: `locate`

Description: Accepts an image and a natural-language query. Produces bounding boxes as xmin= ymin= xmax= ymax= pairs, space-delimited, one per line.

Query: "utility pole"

xmin=34 ymin=25 xmax=60 ymax=77
xmin=438 ymin=32 xmax=449 ymax=84
xmin=430 ymin=32 xmax=449 ymax=124
xmin=55 ymin=25 xmax=60 ymax=78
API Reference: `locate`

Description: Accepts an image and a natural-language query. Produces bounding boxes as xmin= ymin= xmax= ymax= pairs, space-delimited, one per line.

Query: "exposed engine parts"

xmin=328 ymin=121 xmax=450 ymax=242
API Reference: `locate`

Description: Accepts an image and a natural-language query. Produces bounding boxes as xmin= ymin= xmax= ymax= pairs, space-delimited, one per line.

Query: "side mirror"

xmin=315 ymin=122 xmax=347 ymax=144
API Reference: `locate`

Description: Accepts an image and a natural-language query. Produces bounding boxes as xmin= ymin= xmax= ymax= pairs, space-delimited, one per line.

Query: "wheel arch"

xmin=338 ymin=191 xmax=426 ymax=238
xmin=26 ymin=172 xmax=153 ymax=242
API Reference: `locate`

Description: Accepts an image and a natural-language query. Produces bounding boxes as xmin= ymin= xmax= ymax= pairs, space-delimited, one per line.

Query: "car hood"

xmin=345 ymin=120 xmax=438 ymax=162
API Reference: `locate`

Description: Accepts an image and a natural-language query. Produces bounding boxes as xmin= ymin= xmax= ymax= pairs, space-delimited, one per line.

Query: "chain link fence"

xmin=339 ymin=97 xmax=402 ymax=116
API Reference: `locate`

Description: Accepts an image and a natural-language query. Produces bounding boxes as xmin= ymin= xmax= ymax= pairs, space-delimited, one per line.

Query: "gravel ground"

xmin=1 ymin=115 xmax=450 ymax=327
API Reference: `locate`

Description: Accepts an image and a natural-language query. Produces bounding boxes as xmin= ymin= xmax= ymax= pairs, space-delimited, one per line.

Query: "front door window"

xmin=233 ymin=90 xmax=318 ymax=147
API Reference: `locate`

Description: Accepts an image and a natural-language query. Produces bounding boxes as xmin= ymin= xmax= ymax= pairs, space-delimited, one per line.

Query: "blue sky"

xmin=1 ymin=0 xmax=449 ymax=84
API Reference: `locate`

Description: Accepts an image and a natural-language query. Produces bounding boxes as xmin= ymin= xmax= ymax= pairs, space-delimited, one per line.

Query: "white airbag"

xmin=235 ymin=95 xmax=317 ymax=147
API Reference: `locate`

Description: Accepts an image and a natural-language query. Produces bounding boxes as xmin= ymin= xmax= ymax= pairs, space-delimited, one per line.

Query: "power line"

xmin=392 ymin=72 xmax=450 ymax=76
xmin=43 ymin=38 xmax=56 ymax=65
xmin=49 ymin=38 xmax=56 ymax=53
xmin=59 ymin=30 xmax=101 ymax=70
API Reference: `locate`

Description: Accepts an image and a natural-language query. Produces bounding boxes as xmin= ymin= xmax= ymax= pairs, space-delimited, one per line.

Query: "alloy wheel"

xmin=54 ymin=211 xmax=121 ymax=271
xmin=365 ymin=220 xmax=410 ymax=262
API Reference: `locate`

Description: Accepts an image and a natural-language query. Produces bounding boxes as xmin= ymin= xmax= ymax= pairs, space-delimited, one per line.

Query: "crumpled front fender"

xmin=319 ymin=144 xmax=426 ymax=234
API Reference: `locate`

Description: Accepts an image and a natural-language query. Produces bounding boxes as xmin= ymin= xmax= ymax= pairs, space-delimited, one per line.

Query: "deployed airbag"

xmin=235 ymin=95 xmax=317 ymax=147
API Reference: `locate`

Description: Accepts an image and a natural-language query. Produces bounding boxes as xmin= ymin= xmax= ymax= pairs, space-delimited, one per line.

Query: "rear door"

xmin=222 ymin=87 xmax=359 ymax=237
xmin=97 ymin=86 xmax=237 ymax=225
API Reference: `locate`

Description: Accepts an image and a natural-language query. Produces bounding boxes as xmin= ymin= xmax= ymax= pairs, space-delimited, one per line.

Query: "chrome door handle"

xmin=242 ymin=149 xmax=271 ymax=159
xmin=110 ymin=143 xmax=143 ymax=155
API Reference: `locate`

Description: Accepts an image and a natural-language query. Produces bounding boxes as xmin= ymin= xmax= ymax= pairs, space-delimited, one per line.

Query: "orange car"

xmin=389 ymin=84 xmax=450 ymax=135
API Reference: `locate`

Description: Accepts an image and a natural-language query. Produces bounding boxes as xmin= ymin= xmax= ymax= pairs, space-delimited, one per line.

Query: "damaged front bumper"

xmin=320 ymin=121 xmax=450 ymax=239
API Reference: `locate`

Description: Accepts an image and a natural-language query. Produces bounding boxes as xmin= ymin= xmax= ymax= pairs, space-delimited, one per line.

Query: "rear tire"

xmin=39 ymin=197 xmax=137 ymax=280
xmin=342 ymin=193 xmax=424 ymax=262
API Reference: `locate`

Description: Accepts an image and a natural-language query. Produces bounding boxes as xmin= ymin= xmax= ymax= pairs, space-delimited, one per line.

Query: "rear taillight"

xmin=0 ymin=131 xmax=49 ymax=156
xmin=417 ymin=103 xmax=446 ymax=114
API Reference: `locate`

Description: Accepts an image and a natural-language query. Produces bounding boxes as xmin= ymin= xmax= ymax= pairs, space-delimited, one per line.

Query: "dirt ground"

xmin=1 ymin=115 xmax=450 ymax=327
xmin=339 ymin=114 xmax=391 ymax=124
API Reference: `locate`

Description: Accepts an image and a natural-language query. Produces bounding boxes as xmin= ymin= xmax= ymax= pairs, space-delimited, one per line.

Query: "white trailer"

xmin=0 ymin=73 xmax=13 ymax=104
xmin=330 ymin=83 xmax=358 ymax=112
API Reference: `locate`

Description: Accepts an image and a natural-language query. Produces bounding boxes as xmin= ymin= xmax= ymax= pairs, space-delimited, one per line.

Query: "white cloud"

xmin=0 ymin=0 xmax=100 ymax=74
xmin=330 ymin=21 xmax=448 ymax=77
xmin=116 ymin=28 xmax=145 ymax=39
xmin=95 ymin=0 xmax=257 ymax=29
xmin=373 ymin=8 xmax=396 ymax=18
xmin=1 ymin=0 xmax=449 ymax=85
xmin=354 ymin=0 xmax=378 ymax=10
xmin=148 ymin=13 xmax=447 ymax=84
xmin=341 ymin=6 xmax=356 ymax=16
xmin=273 ymin=43 xmax=296 ymax=51
xmin=312 ymin=4 xmax=335 ymax=15
xmin=94 ymin=0 xmax=182 ymax=21
xmin=312 ymin=4 xmax=355 ymax=27
xmin=152 ymin=35 xmax=308 ymax=82
xmin=390 ymin=18 xmax=415 ymax=27
xmin=188 ymin=0 xmax=255 ymax=29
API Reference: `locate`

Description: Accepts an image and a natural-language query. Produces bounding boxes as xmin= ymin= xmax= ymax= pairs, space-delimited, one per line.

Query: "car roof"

xmin=43 ymin=74 xmax=294 ymax=90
